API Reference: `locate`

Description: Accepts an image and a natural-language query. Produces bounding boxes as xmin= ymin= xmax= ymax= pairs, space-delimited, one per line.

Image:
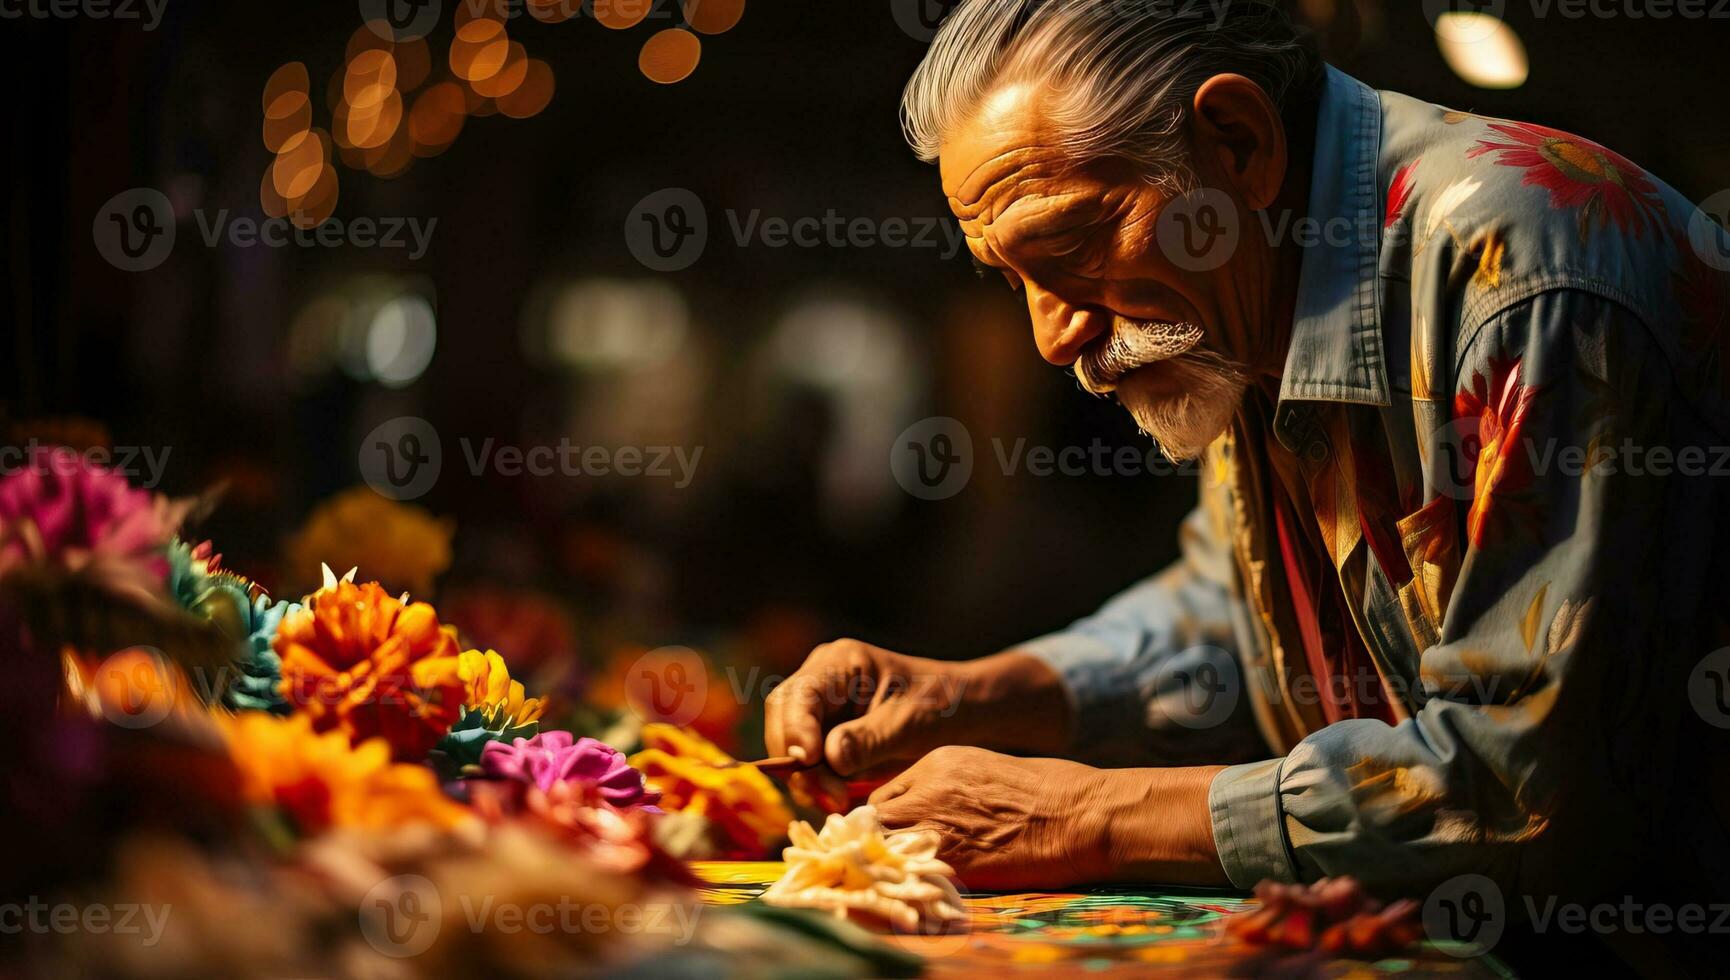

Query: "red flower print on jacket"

xmin=1385 ymin=159 xmax=1419 ymax=229
xmin=1466 ymin=121 xmax=1664 ymax=241
xmin=1453 ymin=353 xmax=1542 ymax=546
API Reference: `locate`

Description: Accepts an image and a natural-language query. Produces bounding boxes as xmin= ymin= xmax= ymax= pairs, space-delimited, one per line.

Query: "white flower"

xmin=761 ymin=805 xmax=966 ymax=934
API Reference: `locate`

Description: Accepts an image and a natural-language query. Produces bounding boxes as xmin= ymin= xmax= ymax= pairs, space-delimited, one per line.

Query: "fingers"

xmin=823 ymin=683 xmax=949 ymax=775
xmin=763 ymin=669 xmax=828 ymax=762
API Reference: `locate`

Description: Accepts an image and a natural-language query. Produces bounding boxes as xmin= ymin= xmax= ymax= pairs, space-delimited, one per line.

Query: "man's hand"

xmin=870 ymin=746 xmax=1231 ymax=889
xmin=763 ymin=640 xmax=1072 ymax=805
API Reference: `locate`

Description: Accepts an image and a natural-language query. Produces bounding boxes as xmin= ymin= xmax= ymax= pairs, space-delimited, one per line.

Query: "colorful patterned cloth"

xmin=1023 ymin=67 xmax=1730 ymax=902
xmin=693 ymin=862 xmax=1508 ymax=977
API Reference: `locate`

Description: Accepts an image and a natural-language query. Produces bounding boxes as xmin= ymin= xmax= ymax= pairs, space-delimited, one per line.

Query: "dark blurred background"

xmin=3 ymin=0 xmax=1727 ymax=673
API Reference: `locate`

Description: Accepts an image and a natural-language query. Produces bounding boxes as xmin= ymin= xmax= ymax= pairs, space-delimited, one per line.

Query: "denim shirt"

xmin=1023 ymin=66 xmax=1730 ymax=901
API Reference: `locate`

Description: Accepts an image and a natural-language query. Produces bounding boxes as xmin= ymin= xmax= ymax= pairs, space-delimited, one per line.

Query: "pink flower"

xmin=479 ymin=731 xmax=659 ymax=809
xmin=0 ymin=447 xmax=185 ymax=598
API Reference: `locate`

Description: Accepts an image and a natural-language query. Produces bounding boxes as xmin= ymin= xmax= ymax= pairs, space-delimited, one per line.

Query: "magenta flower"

xmin=0 ymin=447 xmax=186 ymax=599
xmin=480 ymin=731 xmax=660 ymax=809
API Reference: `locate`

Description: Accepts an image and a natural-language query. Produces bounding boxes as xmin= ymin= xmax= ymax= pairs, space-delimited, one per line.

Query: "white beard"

xmin=1075 ymin=319 xmax=1250 ymax=463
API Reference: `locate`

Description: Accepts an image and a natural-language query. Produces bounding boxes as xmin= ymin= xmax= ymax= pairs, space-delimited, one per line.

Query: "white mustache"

xmin=1074 ymin=319 xmax=1205 ymax=394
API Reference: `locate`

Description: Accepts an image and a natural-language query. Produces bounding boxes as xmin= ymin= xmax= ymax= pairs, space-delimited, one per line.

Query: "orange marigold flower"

xmin=273 ymin=579 xmax=467 ymax=760
xmin=628 ymin=723 xmax=791 ymax=858
xmin=219 ymin=712 xmax=473 ymax=834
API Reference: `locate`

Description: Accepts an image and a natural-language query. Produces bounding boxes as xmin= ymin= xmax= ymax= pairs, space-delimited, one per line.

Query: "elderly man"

xmin=767 ymin=0 xmax=1730 ymax=919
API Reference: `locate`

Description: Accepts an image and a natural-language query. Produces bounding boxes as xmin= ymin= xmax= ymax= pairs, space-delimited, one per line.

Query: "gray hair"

xmin=901 ymin=0 xmax=1323 ymax=187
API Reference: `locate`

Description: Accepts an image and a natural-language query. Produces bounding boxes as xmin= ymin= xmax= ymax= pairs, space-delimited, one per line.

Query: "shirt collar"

xmin=1274 ymin=66 xmax=1389 ymax=447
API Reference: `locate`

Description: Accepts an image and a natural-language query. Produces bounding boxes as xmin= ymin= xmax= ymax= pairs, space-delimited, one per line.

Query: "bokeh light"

xmin=639 ymin=29 xmax=702 ymax=85
xmin=408 ymin=82 xmax=468 ymax=156
xmin=365 ymin=293 xmax=439 ymax=387
xmin=1435 ymin=14 xmax=1530 ymax=89
xmin=451 ymin=18 xmax=510 ymax=82
xmin=683 ymin=0 xmax=745 ymax=36
xmin=471 ymin=41 xmax=529 ymax=99
xmin=497 ymin=59 xmax=555 ymax=120
xmin=261 ymin=62 xmax=311 ymax=153
xmin=594 ymin=0 xmax=653 ymax=30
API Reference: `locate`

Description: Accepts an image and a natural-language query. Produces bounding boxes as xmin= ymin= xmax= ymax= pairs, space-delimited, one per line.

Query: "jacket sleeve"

xmin=1019 ymin=491 xmax=1271 ymax=769
xmin=1208 ymin=288 xmax=1718 ymax=901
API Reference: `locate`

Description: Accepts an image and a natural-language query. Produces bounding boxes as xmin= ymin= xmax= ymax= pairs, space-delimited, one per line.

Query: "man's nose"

xmin=1026 ymin=282 xmax=1109 ymax=366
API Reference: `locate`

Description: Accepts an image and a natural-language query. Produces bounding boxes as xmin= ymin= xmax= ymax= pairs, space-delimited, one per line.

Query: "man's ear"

xmin=1189 ymin=73 xmax=1287 ymax=211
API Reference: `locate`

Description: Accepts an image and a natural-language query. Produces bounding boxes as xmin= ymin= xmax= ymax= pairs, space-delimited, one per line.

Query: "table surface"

xmin=693 ymin=862 xmax=1516 ymax=979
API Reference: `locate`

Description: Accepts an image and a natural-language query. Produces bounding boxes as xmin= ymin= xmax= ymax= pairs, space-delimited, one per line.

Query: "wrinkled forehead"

xmin=937 ymin=84 xmax=1061 ymax=217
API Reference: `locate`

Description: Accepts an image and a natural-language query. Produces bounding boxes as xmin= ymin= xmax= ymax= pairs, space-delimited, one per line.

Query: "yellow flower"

xmin=283 ymin=487 xmax=453 ymax=597
xmin=629 ymin=723 xmax=791 ymax=858
xmin=458 ymin=648 xmax=545 ymax=728
xmin=219 ymin=712 xmax=473 ymax=834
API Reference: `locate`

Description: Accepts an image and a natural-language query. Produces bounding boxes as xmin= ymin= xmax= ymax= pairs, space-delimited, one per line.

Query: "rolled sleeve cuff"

xmin=1208 ymin=758 xmax=1298 ymax=889
xmin=1017 ymin=630 xmax=1119 ymax=748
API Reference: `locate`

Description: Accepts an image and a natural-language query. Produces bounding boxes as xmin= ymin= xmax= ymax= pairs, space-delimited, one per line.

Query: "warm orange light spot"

xmin=451 ymin=20 xmax=511 ymax=82
xmin=345 ymin=50 xmax=398 ymax=107
xmin=288 ymin=164 xmax=340 ymax=230
xmin=262 ymin=62 xmax=312 ymax=153
xmin=272 ymin=129 xmax=328 ymax=199
xmin=639 ymin=28 xmax=701 ymax=84
xmin=470 ymin=41 xmax=528 ymax=99
xmin=263 ymin=61 xmax=310 ymax=103
xmin=263 ymin=89 xmax=311 ymax=153
xmin=683 ymin=0 xmax=744 ymax=35
xmin=593 ymin=0 xmax=653 ymax=29
xmin=347 ymin=21 xmax=395 ymax=62
xmin=454 ymin=0 xmax=511 ymax=30
xmin=454 ymin=13 xmax=506 ymax=43
xmin=497 ymin=59 xmax=554 ymax=119
xmin=364 ymin=125 xmax=416 ymax=179
xmin=408 ymin=82 xmax=468 ymax=155
xmin=345 ymin=89 xmax=404 ymax=150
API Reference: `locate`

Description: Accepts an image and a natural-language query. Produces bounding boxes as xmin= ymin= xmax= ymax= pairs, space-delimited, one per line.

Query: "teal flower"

xmin=166 ymin=538 xmax=297 ymax=713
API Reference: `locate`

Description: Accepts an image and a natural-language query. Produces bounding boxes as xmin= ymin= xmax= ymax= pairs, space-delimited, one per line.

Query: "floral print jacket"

xmin=1024 ymin=66 xmax=1730 ymax=903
